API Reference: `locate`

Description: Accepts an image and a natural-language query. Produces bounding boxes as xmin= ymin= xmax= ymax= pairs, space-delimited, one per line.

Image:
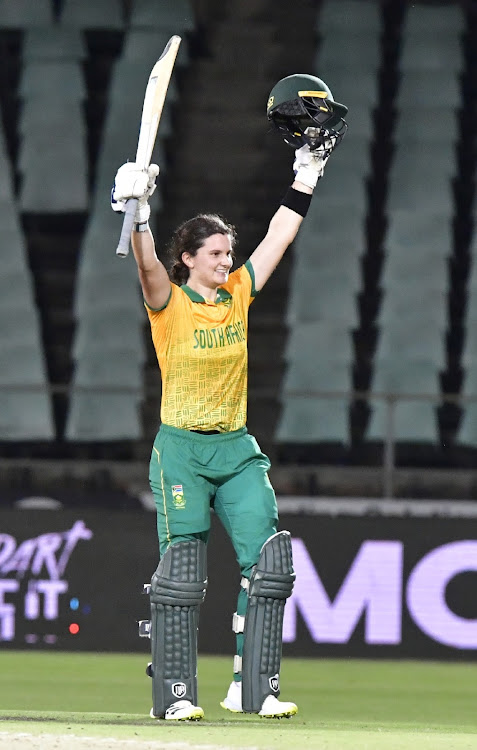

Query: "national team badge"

xmin=171 ymin=484 xmax=186 ymax=509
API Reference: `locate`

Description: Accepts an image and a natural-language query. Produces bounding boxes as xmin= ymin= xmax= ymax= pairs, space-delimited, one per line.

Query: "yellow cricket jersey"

xmin=146 ymin=260 xmax=257 ymax=432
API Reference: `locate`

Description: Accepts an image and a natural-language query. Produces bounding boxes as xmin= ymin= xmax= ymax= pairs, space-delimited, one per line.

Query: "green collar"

xmin=181 ymin=284 xmax=232 ymax=304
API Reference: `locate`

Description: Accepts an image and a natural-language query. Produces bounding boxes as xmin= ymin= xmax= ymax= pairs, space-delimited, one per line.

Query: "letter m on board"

xmin=283 ymin=539 xmax=403 ymax=645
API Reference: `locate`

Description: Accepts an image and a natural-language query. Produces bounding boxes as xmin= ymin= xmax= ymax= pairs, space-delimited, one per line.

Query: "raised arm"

xmin=112 ymin=162 xmax=171 ymax=309
xmin=249 ymin=145 xmax=327 ymax=292
xmin=131 ymin=225 xmax=171 ymax=310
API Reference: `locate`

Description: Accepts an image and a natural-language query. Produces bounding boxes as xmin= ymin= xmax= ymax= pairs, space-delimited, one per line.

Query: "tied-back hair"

xmin=168 ymin=213 xmax=237 ymax=285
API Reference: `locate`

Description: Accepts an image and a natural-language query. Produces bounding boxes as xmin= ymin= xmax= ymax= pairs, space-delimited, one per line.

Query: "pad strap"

xmin=232 ymin=612 xmax=245 ymax=633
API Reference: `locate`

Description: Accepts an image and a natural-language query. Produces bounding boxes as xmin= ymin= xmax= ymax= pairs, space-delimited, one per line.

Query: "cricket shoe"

xmin=220 ymin=681 xmax=297 ymax=718
xmin=150 ymin=700 xmax=204 ymax=721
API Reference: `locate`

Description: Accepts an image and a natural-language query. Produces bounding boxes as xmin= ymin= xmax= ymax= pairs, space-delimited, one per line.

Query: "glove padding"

xmin=111 ymin=162 xmax=159 ymax=223
xmin=293 ymin=144 xmax=330 ymax=189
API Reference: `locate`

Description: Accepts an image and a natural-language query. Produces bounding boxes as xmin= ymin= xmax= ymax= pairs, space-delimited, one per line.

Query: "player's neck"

xmin=186 ymin=280 xmax=220 ymax=303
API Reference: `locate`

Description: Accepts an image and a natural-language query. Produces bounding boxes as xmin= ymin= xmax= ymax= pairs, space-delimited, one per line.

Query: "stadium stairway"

xmin=350 ymin=1 xmax=403 ymax=451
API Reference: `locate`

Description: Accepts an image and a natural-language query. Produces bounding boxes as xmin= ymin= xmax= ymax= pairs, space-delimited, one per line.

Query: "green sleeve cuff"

xmin=144 ymin=288 xmax=172 ymax=312
xmin=245 ymin=259 xmax=258 ymax=297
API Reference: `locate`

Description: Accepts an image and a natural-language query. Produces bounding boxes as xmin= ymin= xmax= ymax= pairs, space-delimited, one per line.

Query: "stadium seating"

xmin=458 ymin=235 xmax=477 ymax=447
xmin=23 ymin=28 xmax=86 ymax=60
xmin=398 ymin=69 xmax=461 ymax=109
xmin=401 ymin=3 xmax=464 ymax=35
xmin=287 ymin=267 xmax=360 ymax=327
xmin=0 ymin=0 xmax=53 ymax=27
xmin=394 ymin=108 xmax=457 ymax=143
xmin=277 ymin=0 xmax=378 ymax=445
xmin=456 ymin=402 xmax=477 ymax=448
xmin=60 ymin=0 xmax=124 ymax=28
xmin=368 ymin=399 xmax=439 ymax=443
xmin=368 ymin=359 xmax=441 ymax=443
xmin=316 ymin=32 xmax=380 ymax=74
xmin=0 ymin=341 xmax=55 ymax=440
xmin=18 ymin=59 xmax=88 ymax=212
xmin=0 ymin=122 xmax=54 ymax=440
xmin=278 ymin=318 xmax=354 ymax=444
xmin=67 ymin=211 xmax=147 ymax=442
xmin=366 ymin=1 xmax=464 ymax=445
xmin=72 ymin=315 xmax=145 ymax=360
xmin=65 ymin=393 xmax=143 ymax=441
xmin=1 ymin=0 xmax=474 ymax=480
xmin=129 ymin=0 xmax=195 ymax=32
xmin=276 ymin=396 xmax=350 ymax=444
xmin=317 ymin=0 xmax=381 ymax=33
xmin=400 ymin=3 xmax=463 ymax=73
xmin=65 ymin=12 xmax=189 ymax=442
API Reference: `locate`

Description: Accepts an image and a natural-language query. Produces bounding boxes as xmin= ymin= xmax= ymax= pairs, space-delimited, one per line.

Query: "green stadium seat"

xmin=0 ymin=0 xmax=53 ymax=27
xmin=129 ymin=0 xmax=195 ymax=32
xmin=60 ymin=0 xmax=124 ymax=28
xmin=0 ymin=393 xmax=55 ymax=440
xmin=23 ymin=28 xmax=86 ymax=60
xmin=276 ymin=396 xmax=350 ymax=444
xmin=65 ymin=393 xmax=142 ymax=441
xmin=317 ymin=0 xmax=381 ymax=34
xmin=367 ymin=399 xmax=438 ymax=443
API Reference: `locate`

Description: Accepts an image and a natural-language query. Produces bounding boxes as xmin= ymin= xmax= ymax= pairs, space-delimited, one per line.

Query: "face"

xmin=183 ymin=233 xmax=234 ymax=288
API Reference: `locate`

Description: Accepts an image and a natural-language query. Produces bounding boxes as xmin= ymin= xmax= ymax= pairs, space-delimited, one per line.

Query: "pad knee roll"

xmin=149 ymin=540 xmax=207 ymax=717
xmin=241 ymin=531 xmax=295 ymax=713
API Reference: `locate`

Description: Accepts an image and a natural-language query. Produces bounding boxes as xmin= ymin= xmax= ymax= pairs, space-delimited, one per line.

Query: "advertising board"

xmin=0 ymin=509 xmax=476 ymax=659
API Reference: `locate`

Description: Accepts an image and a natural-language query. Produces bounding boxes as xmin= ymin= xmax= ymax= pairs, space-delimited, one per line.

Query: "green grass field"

xmin=0 ymin=652 xmax=476 ymax=749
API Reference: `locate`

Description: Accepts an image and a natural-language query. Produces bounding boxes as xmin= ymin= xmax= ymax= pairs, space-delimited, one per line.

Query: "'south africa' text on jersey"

xmin=193 ymin=321 xmax=246 ymax=349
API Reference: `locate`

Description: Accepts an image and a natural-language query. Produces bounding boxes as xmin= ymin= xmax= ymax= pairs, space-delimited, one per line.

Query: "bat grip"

xmin=116 ymin=198 xmax=139 ymax=258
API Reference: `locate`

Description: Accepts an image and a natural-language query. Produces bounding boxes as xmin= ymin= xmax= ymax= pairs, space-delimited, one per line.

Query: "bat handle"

xmin=116 ymin=198 xmax=139 ymax=258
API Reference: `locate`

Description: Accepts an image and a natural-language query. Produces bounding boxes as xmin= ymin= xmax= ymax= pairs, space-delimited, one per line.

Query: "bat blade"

xmin=116 ymin=35 xmax=181 ymax=258
xmin=135 ymin=35 xmax=181 ymax=168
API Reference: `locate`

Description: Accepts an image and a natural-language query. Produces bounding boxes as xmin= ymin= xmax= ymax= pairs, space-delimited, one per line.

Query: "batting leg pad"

xmin=149 ymin=540 xmax=207 ymax=718
xmin=241 ymin=531 xmax=295 ymax=713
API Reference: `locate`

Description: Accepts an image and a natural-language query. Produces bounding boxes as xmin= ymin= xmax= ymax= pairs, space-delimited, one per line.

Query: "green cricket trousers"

xmin=149 ymin=423 xmax=279 ymax=677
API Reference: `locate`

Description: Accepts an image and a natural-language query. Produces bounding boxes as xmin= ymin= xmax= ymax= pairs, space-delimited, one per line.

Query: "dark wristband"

xmin=280 ymin=186 xmax=312 ymax=217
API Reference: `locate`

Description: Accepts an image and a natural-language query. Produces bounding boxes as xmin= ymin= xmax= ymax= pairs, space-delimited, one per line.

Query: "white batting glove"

xmin=111 ymin=162 xmax=159 ymax=223
xmin=293 ymin=144 xmax=329 ymax=189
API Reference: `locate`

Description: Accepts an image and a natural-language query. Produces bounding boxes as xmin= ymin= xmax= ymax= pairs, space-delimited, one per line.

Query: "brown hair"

xmin=168 ymin=213 xmax=237 ymax=285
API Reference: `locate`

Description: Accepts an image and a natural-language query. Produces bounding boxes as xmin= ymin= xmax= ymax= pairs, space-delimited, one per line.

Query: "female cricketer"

xmin=112 ymin=74 xmax=347 ymax=722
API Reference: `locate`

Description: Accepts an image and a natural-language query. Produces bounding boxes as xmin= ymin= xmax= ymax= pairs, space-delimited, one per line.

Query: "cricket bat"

xmin=116 ymin=35 xmax=181 ymax=258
